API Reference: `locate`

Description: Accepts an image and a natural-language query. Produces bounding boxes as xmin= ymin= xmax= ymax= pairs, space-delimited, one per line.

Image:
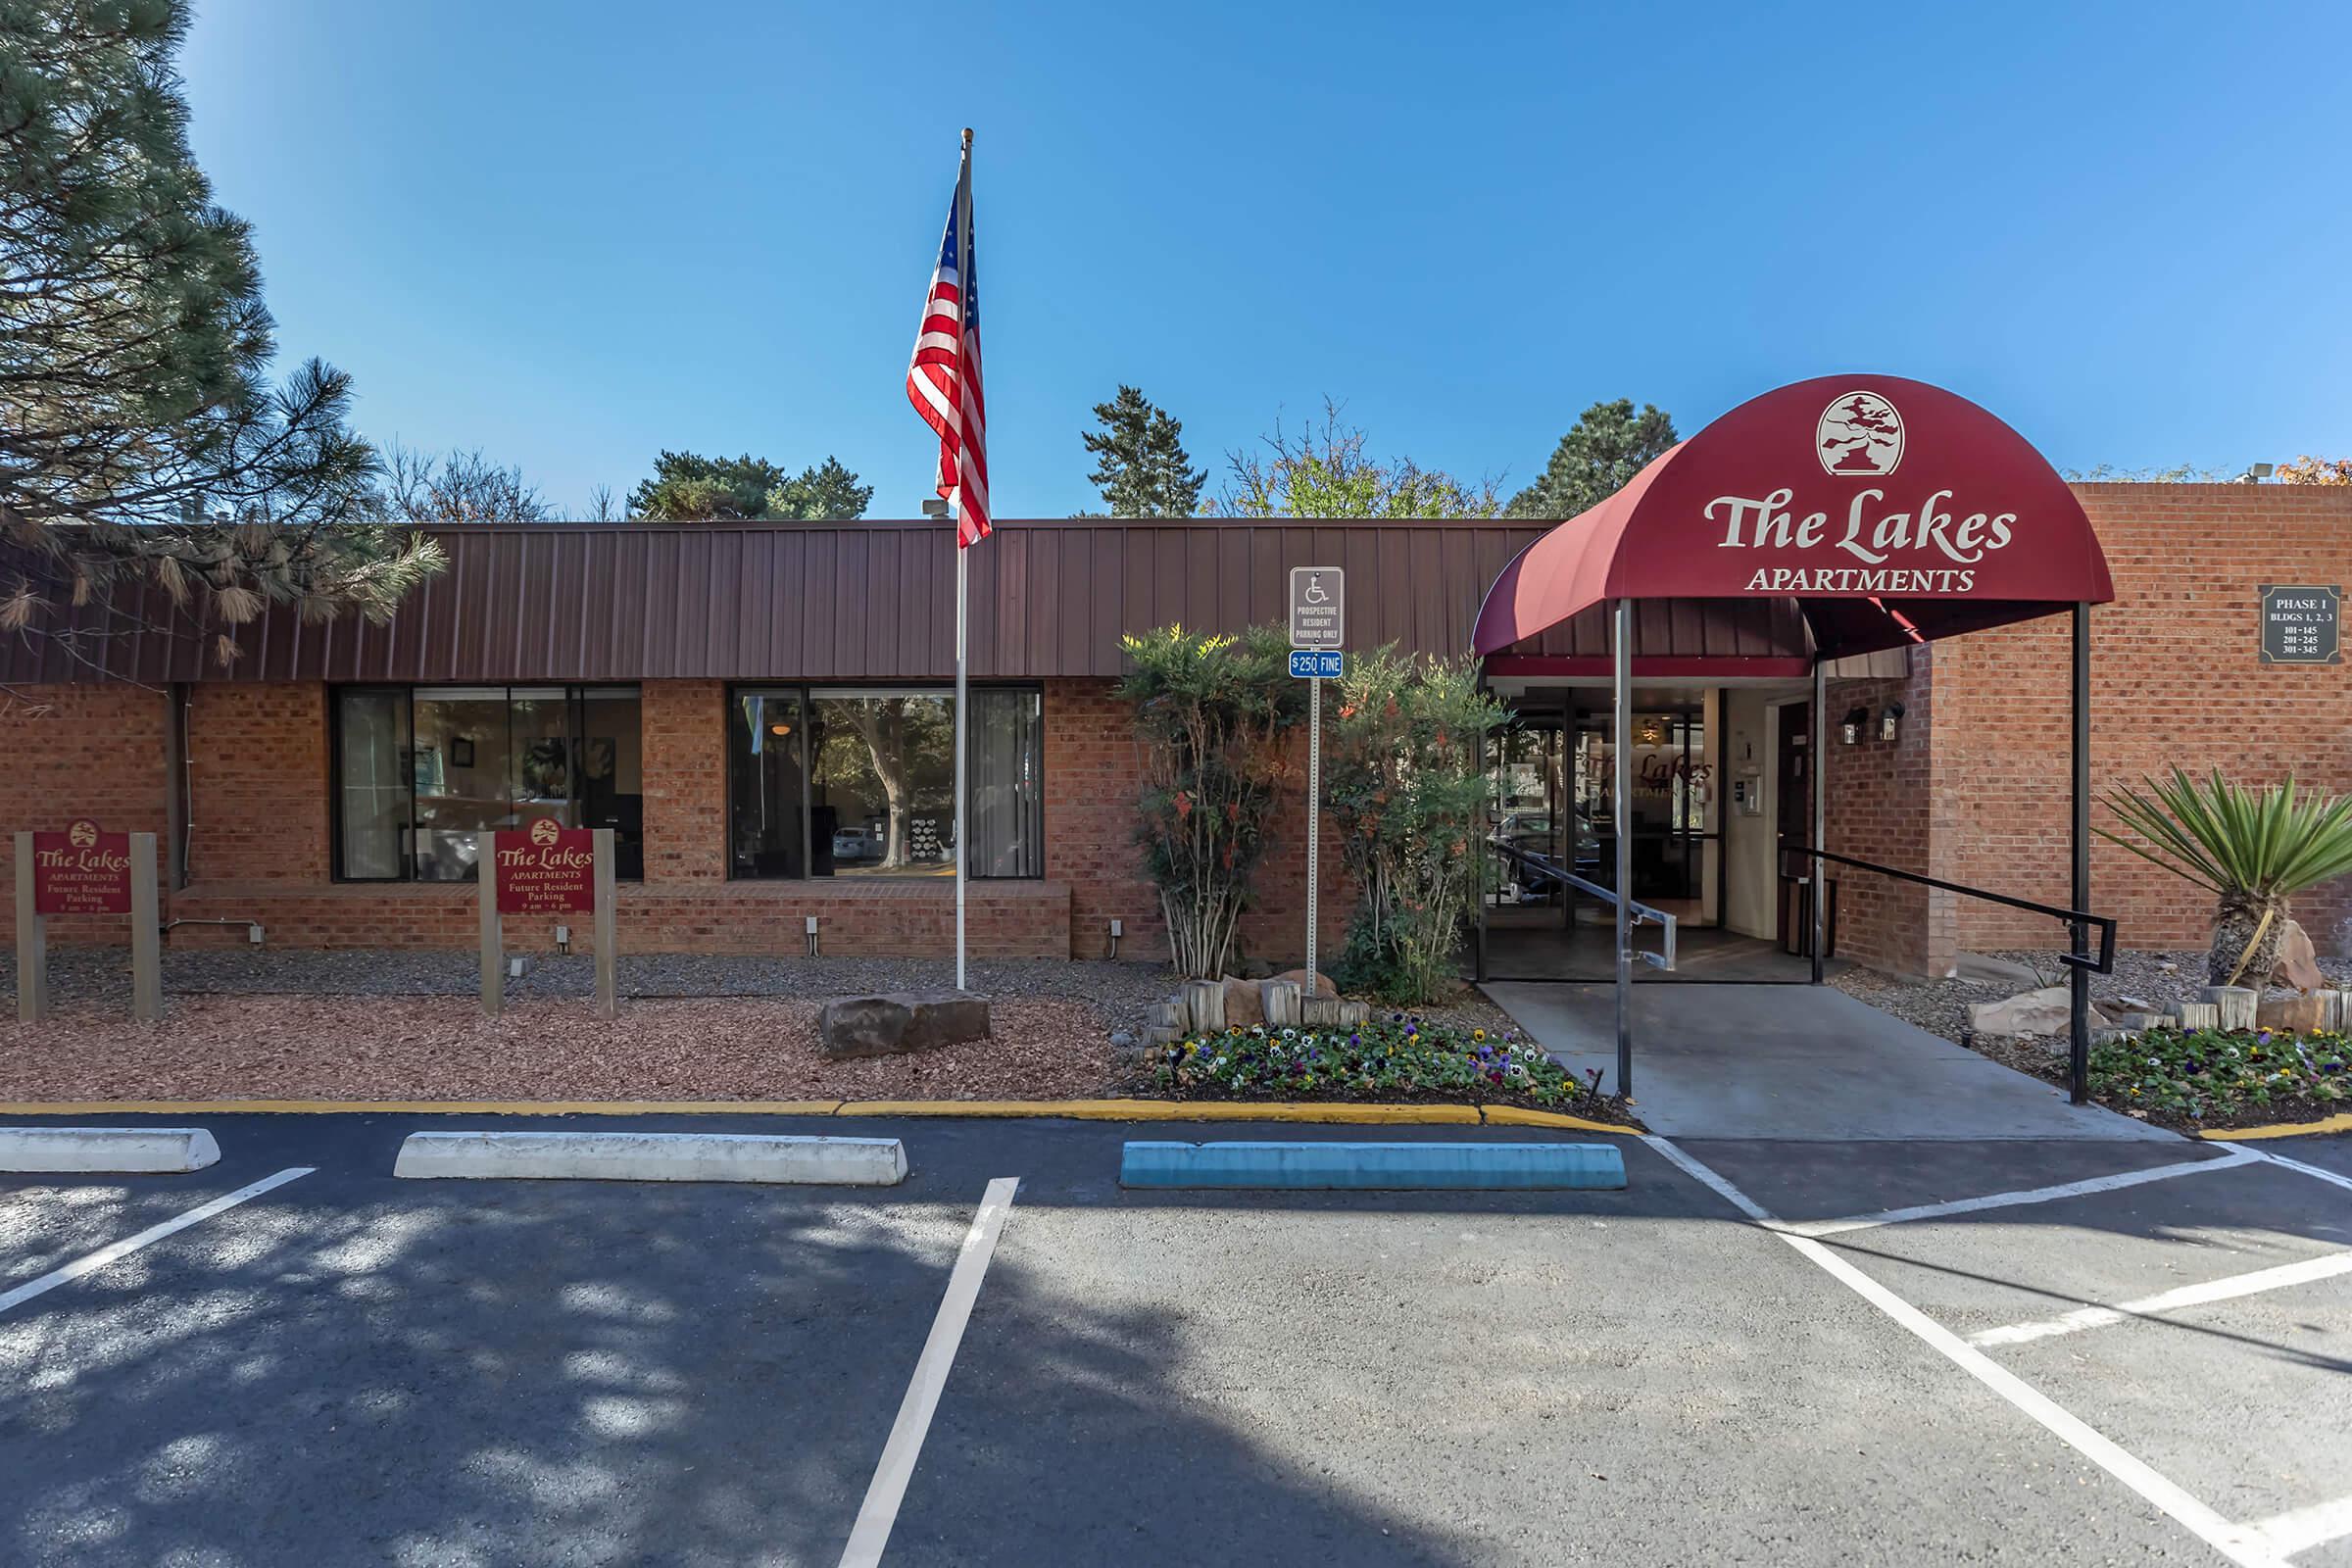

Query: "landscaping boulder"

xmin=2256 ymin=993 xmax=2334 ymax=1034
xmin=2176 ymin=1002 xmax=2221 ymax=1031
xmin=1221 ymin=975 xmax=1264 ymax=1029
xmin=1273 ymin=968 xmax=1340 ymax=999
xmin=1261 ymin=979 xmax=1301 ymax=1027
xmin=818 ymin=991 xmax=991 ymax=1060
xmin=2199 ymin=985 xmax=2258 ymax=1031
xmin=2273 ymin=919 xmax=2328 ymax=993
xmin=1966 ymin=986 xmax=2072 ymax=1038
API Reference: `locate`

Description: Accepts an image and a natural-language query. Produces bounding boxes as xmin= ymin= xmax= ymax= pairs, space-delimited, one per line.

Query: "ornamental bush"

xmin=1323 ymin=647 xmax=1505 ymax=1003
xmin=1119 ymin=623 xmax=1302 ymax=979
xmin=1146 ymin=1015 xmax=1600 ymax=1108
xmin=2087 ymin=1025 xmax=2350 ymax=1120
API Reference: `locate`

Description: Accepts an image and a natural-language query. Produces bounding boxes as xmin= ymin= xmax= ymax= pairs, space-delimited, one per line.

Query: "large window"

xmin=334 ymin=686 xmax=644 ymax=882
xmin=728 ymin=685 xmax=1043 ymax=880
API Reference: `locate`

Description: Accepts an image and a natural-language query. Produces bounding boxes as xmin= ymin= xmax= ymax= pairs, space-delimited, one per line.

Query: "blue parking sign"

xmin=1290 ymin=650 xmax=1344 ymax=679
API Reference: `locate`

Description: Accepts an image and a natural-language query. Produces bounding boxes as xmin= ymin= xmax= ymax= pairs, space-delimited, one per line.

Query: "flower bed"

xmin=2075 ymin=1025 xmax=2351 ymax=1131
xmin=1144 ymin=1014 xmax=1637 ymax=1120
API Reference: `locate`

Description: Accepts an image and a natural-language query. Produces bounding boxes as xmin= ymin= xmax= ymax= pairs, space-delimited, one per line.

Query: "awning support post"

xmin=1810 ymin=654 xmax=1826 ymax=985
xmin=2070 ymin=601 xmax=2091 ymax=1103
xmin=1612 ymin=597 xmax=1633 ymax=1097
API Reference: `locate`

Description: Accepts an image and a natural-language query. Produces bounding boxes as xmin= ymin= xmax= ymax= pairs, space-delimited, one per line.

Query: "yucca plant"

xmin=2097 ymin=769 xmax=2352 ymax=986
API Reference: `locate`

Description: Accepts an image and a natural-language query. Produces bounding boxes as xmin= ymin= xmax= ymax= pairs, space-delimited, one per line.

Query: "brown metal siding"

xmin=1 ymin=518 xmax=1812 ymax=684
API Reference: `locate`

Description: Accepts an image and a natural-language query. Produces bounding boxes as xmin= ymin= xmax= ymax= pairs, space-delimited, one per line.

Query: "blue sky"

xmin=179 ymin=2 xmax=2351 ymax=518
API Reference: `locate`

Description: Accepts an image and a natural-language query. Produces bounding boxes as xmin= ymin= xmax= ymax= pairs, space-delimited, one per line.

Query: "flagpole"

xmin=953 ymin=128 xmax=972 ymax=994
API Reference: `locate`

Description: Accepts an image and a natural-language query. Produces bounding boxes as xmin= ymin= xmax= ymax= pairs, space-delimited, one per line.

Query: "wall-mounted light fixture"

xmin=1879 ymin=702 xmax=1906 ymax=742
xmin=1838 ymin=706 xmax=1869 ymax=745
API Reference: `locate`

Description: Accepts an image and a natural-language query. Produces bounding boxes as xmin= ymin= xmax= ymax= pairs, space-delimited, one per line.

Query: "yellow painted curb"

xmin=833 ymin=1099 xmax=1486 ymax=1124
xmin=2199 ymin=1111 xmax=2352 ymax=1142
xmin=1478 ymin=1105 xmax=1645 ymax=1135
xmin=0 ymin=1096 xmax=1643 ymax=1128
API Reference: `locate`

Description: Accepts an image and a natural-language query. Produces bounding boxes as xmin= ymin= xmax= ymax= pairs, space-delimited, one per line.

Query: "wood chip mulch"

xmin=0 ymin=996 xmax=1113 ymax=1103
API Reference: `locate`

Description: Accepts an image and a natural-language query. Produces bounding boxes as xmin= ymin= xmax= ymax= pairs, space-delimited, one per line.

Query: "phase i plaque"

xmin=2259 ymin=584 xmax=2340 ymax=665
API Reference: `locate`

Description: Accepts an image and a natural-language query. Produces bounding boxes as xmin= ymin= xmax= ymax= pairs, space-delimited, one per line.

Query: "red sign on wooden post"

xmin=493 ymin=817 xmax=596 ymax=914
xmin=30 ymin=819 xmax=133 ymax=914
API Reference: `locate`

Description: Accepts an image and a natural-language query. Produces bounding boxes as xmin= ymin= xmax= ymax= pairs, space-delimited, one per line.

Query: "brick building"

xmin=5 ymin=380 xmax=2348 ymax=981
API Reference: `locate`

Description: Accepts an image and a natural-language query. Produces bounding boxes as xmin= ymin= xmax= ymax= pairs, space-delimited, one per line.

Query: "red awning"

xmin=1474 ymin=375 xmax=2115 ymax=661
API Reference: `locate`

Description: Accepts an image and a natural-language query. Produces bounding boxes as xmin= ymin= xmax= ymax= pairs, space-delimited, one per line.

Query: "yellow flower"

xmin=1473 ymin=1029 xmax=1487 ymax=1042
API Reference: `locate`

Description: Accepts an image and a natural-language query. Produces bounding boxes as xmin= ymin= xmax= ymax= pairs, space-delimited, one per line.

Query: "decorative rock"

xmin=2176 ymin=1002 xmax=2221 ymax=1032
xmin=1337 ymin=1001 xmax=1372 ymax=1027
xmin=1143 ymin=1024 xmax=1184 ymax=1048
xmin=1274 ymin=968 xmax=1341 ymax=999
xmin=1146 ymin=1001 xmax=1184 ymax=1031
xmin=2104 ymin=1010 xmax=2167 ymax=1034
xmin=2256 ymin=994 xmax=2332 ymax=1033
xmin=1221 ymin=975 xmax=1264 ymax=1029
xmin=1300 ymin=996 xmax=1343 ymax=1027
xmin=2199 ymin=985 xmax=2258 ymax=1031
xmin=1261 ymin=979 xmax=1301 ymax=1028
xmin=818 ymin=991 xmax=991 ymax=1059
xmin=1180 ymin=979 xmax=1226 ymax=1034
xmin=1108 ymin=1029 xmax=1139 ymax=1051
xmin=2274 ymin=918 xmax=2328 ymax=993
xmin=1966 ymin=986 xmax=2073 ymax=1038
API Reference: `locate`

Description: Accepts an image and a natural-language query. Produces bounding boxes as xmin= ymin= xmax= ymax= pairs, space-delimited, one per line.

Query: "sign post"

xmin=481 ymin=819 xmax=612 ymax=1018
xmin=1289 ymin=566 xmax=1346 ymax=994
xmin=2259 ymin=584 xmax=2340 ymax=665
xmin=14 ymin=820 xmax=154 ymax=1022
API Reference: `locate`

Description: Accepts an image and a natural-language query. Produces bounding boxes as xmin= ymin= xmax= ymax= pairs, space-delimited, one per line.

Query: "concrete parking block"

xmin=392 ymin=1130 xmax=907 ymax=1184
xmin=1119 ymin=1139 xmax=1627 ymax=1190
xmin=0 ymin=1126 xmax=220 ymax=1173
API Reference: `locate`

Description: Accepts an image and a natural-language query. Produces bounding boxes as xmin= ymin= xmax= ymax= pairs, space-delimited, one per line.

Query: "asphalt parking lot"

xmin=2 ymin=1113 xmax=2349 ymax=1566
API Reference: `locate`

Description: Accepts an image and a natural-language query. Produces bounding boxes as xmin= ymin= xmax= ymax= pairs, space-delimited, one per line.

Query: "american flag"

xmin=907 ymin=174 xmax=989 ymax=546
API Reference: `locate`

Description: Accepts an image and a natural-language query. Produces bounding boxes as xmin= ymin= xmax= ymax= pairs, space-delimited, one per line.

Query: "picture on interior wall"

xmin=450 ymin=737 xmax=474 ymax=768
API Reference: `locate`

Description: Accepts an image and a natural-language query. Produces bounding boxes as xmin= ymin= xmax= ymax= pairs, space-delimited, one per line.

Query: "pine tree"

xmin=0 ymin=0 xmax=441 ymax=665
xmin=1504 ymin=400 xmax=1679 ymax=519
xmin=629 ymin=451 xmax=872 ymax=520
xmin=1083 ymin=385 xmax=1205 ymax=516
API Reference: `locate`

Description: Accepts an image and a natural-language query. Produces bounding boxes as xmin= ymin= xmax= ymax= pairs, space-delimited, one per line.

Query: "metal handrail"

xmin=1491 ymin=841 xmax=1678 ymax=970
xmin=1784 ymin=843 xmax=2115 ymax=975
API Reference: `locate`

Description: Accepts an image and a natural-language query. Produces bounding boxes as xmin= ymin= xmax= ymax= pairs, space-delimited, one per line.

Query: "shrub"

xmin=1145 ymin=1015 xmax=1600 ymax=1107
xmin=1323 ymin=647 xmax=1504 ymax=1003
xmin=2098 ymin=769 xmax=2352 ymax=985
xmin=1119 ymin=623 xmax=1302 ymax=979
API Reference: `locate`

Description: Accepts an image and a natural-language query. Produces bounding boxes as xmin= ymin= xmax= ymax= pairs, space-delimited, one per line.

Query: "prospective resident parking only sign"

xmin=1289 ymin=565 xmax=1344 ymax=654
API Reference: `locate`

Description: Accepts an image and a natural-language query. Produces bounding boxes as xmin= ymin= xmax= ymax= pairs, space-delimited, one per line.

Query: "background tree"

xmin=0 ymin=0 xmax=440 ymax=663
xmin=381 ymin=444 xmax=548 ymax=523
xmin=1504 ymin=399 xmax=1678 ymax=518
xmin=1082 ymin=384 xmax=1205 ymax=515
xmin=2277 ymin=456 xmax=2352 ymax=485
xmin=627 ymin=451 xmax=872 ymax=520
xmin=1213 ymin=401 xmax=1499 ymax=517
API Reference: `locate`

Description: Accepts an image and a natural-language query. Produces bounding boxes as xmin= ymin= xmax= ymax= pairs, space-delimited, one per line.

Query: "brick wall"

xmin=0 ymin=684 xmax=170 ymax=946
xmin=1936 ymin=484 xmax=2352 ymax=960
xmin=186 ymin=683 xmax=329 ymax=884
xmin=642 ymin=680 xmax=725 ymax=883
xmin=1823 ymin=662 xmax=1951 ymax=977
xmin=1043 ymin=678 xmax=1160 ymax=960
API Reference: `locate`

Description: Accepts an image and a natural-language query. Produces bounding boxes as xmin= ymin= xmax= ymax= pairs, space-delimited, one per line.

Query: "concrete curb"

xmin=392 ymin=1131 xmax=907 ymax=1184
xmin=2200 ymin=1111 xmax=2352 ymax=1142
xmin=0 ymin=1098 xmax=1642 ymax=1133
xmin=0 ymin=1126 xmax=220 ymax=1174
xmin=1119 ymin=1139 xmax=1630 ymax=1191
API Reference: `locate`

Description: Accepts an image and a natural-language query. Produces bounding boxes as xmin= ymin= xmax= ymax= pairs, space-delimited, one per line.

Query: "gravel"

xmin=0 ymin=994 xmax=1111 ymax=1102
xmin=1833 ymin=947 xmax=2348 ymax=1048
xmin=1 ymin=949 xmax=1177 ymax=1036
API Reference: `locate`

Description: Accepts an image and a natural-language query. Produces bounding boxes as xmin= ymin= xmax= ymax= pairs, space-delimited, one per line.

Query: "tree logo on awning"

xmin=1817 ymin=391 xmax=1904 ymax=476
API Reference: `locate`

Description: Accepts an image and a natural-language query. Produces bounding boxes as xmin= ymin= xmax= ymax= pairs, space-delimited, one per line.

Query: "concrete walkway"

xmin=1486 ymin=981 xmax=2178 ymax=1142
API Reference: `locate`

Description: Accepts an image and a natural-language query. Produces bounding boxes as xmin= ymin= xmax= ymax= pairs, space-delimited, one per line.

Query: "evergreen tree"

xmin=0 ymin=0 xmax=440 ymax=665
xmin=1504 ymin=399 xmax=1679 ymax=519
xmin=629 ymin=451 xmax=872 ymax=520
xmin=1083 ymin=385 xmax=1205 ymax=516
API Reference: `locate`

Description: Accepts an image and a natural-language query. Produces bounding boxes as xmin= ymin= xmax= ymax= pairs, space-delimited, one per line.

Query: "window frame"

xmin=722 ymin=680 xmax=1046 ymax=883
xmin=328 ymin=683 xmax=646 ymax=884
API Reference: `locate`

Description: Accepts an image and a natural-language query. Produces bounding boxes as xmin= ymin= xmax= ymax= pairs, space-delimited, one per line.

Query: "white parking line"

xmin=1642 ymin=1136 xmax=2286 ymax=1568
xmin=1781 ymin=1147 xmax=2258 ymax=1237
xmin=2242 ymin=1493 xmax=2352 ymax=1558
xmin=0 ymin=1167 xmax=315 ymax=1317
xmin=2244 ymin=1145 xmax=2352 ymax=1198
xmin=1969 ymin=1249 xmax=2352 ymax=1348
xmin=838 ymin=1176 xmax=1019 ymax=1568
